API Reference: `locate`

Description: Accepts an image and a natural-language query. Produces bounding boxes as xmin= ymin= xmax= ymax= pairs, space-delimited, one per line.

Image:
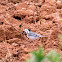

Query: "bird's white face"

xmin=24 ymin=29 xmax=30 ymax=34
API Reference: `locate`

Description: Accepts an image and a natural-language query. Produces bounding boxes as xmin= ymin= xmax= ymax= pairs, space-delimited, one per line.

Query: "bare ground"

xmin=0 ymin=0 xmax=62 ymax=62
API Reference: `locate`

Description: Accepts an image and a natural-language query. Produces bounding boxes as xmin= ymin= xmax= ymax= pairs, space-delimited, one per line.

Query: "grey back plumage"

xmin=24 ymin=29 xmax=46 ymax=40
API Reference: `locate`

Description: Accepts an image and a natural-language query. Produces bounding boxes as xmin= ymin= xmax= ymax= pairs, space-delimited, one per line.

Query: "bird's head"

xmin=24 ymin=29 xmax=30 ymax=34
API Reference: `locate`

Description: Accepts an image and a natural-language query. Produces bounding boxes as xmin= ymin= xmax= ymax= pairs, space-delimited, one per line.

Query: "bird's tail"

xmin=40 ymin=35 xmax=47 ymax=37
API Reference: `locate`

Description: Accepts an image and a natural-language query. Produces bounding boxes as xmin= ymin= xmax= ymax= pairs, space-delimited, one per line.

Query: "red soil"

xmin=0 ymin=0 xmax=62 ymax=62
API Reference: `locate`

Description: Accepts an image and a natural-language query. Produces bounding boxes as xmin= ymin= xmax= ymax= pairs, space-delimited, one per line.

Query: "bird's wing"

xmin=27 ymin=31 xmax=40 ymax=37
xmin=36 ymin=33 xmax=46 ymax=37
xmin=28 ymin=31 xmax=46 ymax=37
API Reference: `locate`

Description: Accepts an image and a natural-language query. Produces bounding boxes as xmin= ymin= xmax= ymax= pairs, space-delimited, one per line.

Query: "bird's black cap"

xmin=28 ymin=29 xmax=31 ymax=31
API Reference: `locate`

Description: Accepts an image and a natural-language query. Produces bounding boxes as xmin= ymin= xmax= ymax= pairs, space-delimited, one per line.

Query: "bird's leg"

xmin=27 ymin=38 xmax=33 ymax=44
xmin=26 ymin=38 xmax=32 ymax=43
xmin=25 ymin=36 xmax=29 ymax=41
xmin=25 ymin=38 xmax=32 ymax=44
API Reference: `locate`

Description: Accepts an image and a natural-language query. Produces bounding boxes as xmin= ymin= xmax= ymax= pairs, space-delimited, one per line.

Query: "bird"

xmin=23 ymin=29 xmax=47 ymax=40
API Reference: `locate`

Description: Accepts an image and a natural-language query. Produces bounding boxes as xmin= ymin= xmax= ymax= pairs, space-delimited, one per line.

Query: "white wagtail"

xmin=23 ymin=29 xmax=47 ymax=40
